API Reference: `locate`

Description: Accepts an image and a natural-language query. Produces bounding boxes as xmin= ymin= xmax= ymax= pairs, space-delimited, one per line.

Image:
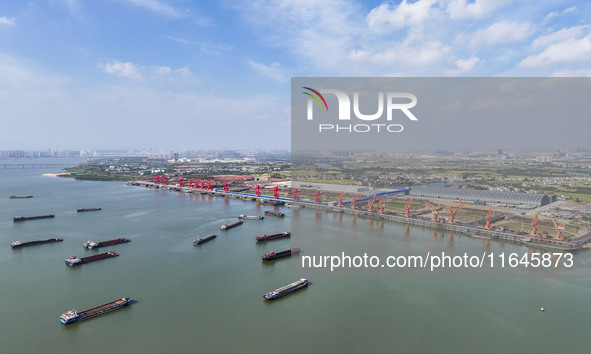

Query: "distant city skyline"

xmin=1 ymin=1 xmax=590 ymax=150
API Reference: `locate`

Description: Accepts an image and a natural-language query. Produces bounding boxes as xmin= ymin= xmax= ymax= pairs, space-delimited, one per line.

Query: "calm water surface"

xmin=1 ymin=159 xmax=591 ymax=353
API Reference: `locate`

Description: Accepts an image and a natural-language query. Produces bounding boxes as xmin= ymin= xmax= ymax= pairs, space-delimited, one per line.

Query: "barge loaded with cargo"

xmin=220 ymin=220 xmax=244 ymax=230
xmin=65 ymin=251 xmax=119 ymax=266
xmin=83 ymin=237 xmax=130 ymax=249
xmin=77 ymin=207 xmax=101 ymax=212
xmin=264 ymin=211 xmax=284 ymax=217
xmin=13 ymin=215 xmax=54 ymax=222
xmin=194 ymin=234 xmax=217 ymax=245
xmin=256 ymin=232 xmax=291 ymax=242
xmin=263 ymin=279 xmax=309 ymax=300
xmin=262 ymin=248 xmax=300 ymax=261
xmin=11 ymin=238 xmax=63 ymax=248
xmin=238 ymin=214 xmax=264 ymax=220
xmin=60 ymin=297 xmax=132 ymax=324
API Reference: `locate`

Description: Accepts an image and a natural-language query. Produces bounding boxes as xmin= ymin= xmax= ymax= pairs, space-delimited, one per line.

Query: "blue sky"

xmin=0 ymin=0 xmax=590 ymax=151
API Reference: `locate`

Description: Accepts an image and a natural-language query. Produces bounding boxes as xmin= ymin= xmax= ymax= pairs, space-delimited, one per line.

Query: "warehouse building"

xmin=409 ymin=186 xmax=552 ymax=208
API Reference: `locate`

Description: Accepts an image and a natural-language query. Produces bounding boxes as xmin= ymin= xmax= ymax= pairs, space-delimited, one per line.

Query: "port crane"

xmin=337 ymin=192 xmax=345 ymax=207
xmin=288 ymin=188 xmax=299 ymax=201
xmin=404 ymin=199 xmax=414 ymax=218
xmin=447 ymin=202 xmax=463 ymax=224
xmin=351 ymin=194 xmax=359 ymax=210
xmin=378 ymin=196 xmax=385 ymax=214
xmin=424 ymin=203 xmax=439 ymax=222
xmin=483 ymin=209 xmax=492 ymax=230
xmin=549 ymin=214 xmax=565 ymax=241
xmin=314 ymin=190 xmax=322 ymax=204
xmin=367 ymin=195 xmax=377 ymax=212
xmin=254 ymin=184 xmax=261 ymax=197
xmin=222 ymin=182 xmax=229 ymax=193
xmin=272 ymin=186 xmax=279 ymax=199
xmin=530 ymin=214 xmax=539 ymax=237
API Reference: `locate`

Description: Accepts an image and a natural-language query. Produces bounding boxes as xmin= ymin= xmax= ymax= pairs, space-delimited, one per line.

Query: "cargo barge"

xmin=260 ymin=200 xmax=285 ymax=206
xmin=11 ymin=238 xmax=63 ymax=248
xmin=264 ymin=211 xmax=285 ymax=217
xmin=264 ymin=279 xmax=309 ymax=300
xmin=220 ymin=220 xmax=244 ymax=230
xmin=256 ymin=232 xmax=291 ymax=242
xmin=194 ymin=234 xmax=217 ymax=245
xmin=239 ymin=215 xmax=264 ymax=220
xmin=77 ymin=208 xmax=102 ymax=212
xmin=13 ymin=215 xmax=55 ymax=222
xmin=262 ymin=248 xmax=301 ymax=261
xmin=60 ymin=297 xmax=132 ymax=324
xmin=83 ymin=237 xmax=130 ymax=249
xmin=9 ymin=195 xmax=33 ymax=199
xmin=65 ymin=251 xmax=119 ymax=266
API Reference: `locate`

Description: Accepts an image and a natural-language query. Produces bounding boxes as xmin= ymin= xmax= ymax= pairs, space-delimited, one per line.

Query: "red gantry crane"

xmin=254 ymin=184 xmax=261 ymax=197
xmin=337 ymin=192 xmax=345 ymax=207
xmin=288 ymin=188 xmax=299 ymax=201
xmin=314 ymin=190 xmax=322 ymax=204
xmin=378 ymin=196 xmax=385 ymax=214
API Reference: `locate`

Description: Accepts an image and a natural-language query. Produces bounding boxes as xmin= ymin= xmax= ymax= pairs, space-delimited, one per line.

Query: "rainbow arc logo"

xmin=302 ymin=87 xmax=328 ymax=111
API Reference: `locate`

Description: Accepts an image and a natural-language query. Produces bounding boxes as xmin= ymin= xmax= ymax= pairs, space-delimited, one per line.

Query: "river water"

xmin=2 ymin=159 xmax=591 ymax=353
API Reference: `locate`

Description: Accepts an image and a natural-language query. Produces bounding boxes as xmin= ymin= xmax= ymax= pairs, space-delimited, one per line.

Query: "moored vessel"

xmin=262 ymin=248 xmax=301 ymax=261
xmin=239 ymin=214 xmax=264 ymax=220
xmin=263 ymin=279 xmax=309 ymax=300
xmin=65 ymin=251 xmax=119 ymax=266
xmin=220 ymin=220 xmax=244 ymax=230
xmin=256 ymin=232 xmax=291 ymax=242
xmin=264 ymin=211 xmax=284 ymax=217
xmin=194 ymin=234 xmax=217 ymax=245
xmin=77 ymin=208 xmax=102 ymax=212
xmin=11 ymin=238 xmax=63 ymax=248
xmin=13 ymin=215 xmax=55 ymax=222
xmin=60 ymin=297 xmax=132 ymax=324
xmin=260 ymin=200 xmax=285 ymax=206
xmin=9 ymin=195 xmax=33 ymax=199
xmin=83 ymin=237 xmax=130 ymax=249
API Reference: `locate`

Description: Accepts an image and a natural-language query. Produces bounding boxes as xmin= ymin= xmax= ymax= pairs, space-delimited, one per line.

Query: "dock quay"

xmin=127 ymin=180 xmax=591 ymax=251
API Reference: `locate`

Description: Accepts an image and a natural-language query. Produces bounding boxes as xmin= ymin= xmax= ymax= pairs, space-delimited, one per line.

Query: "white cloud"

xmin=248 ymin=61 xmax=288 ymax=82
xmin=0 ymin=53 xmax=286 ymax=150
xmin=120 ymin=0 xmax=183 ymax=18
xmin=543 ymin=5 xmax=577 ymax=24
xmin=445 ymin=56 xmax=480 ymax=75
xmin=367 ymin=0 xmax=438 ymax=32
xmin=519 ymin=34 xmax=591 ymax=67
xmin=469 ymin=21 xmax=534 ymax=46
xmin=99 ymin=60 xmax=195 ymax=81
xmin=349 ymin=40 xmax=451 ymax=67
xmin=0 ymin=16 xmax=16 ymax=26
xmin=100 ymin=61 xmax=142 ymax=80
xmin=530 ymin=26 xmax=588 ymax=49
xmin=446 ymin=0 xmax=512 ymax=19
